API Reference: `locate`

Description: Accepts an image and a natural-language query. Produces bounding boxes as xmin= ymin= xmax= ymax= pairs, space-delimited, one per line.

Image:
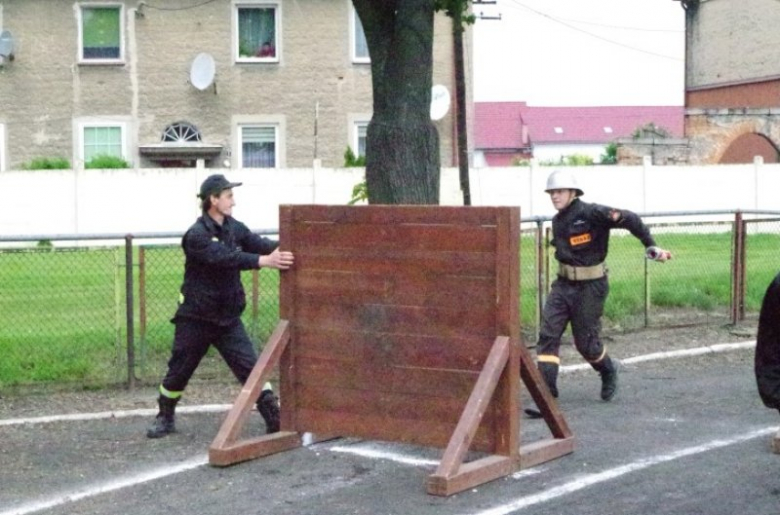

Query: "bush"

xmin=539 ymin=154 xmax=594 ymax=166
xmin=344 ymin=146 xmax=366 ymax=167
xmin=23 ymin=157 xmax=71 ymax=170
xmin=85 ymin=154 xmax=130 ymax=169
xmin=600 ymin=142 xmax=618 ymax=164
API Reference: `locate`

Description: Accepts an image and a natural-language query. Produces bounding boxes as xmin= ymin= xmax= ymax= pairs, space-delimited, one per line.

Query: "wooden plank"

xmin=293 ymin=300 xmax=496 ymax=338
xmin=434 ymin=336 xmax=510 ymax=479
xmin=280 ymin=206 xmax=298 ymax=431
xmin=209 ymin=432 xmax=301 ymax=467
xmin=294 ymin=357 xmax=480 ymax=399
xmin=519 ymin=344 xmax=573 ymax=439
xmin=290 ymin=222 xmax=497 ymax=253
xmin=294 ymin=409 xmax=495 ymax=450
xmin=279 ymin=206 xmax=295 ymax=321
xmin=210 ymin=321 xmax=290 ymax=453
xmin=290 ymin=248 xmax=496 ymax=277
xmin=493 ymin=207 xmax=520 ymax=457
xmin=285 ymin=204 xmax=505 ymax=226
xmin=518 ymin=437 xmax=575 ymax=469
xmin=294 ymin=384 xmax=488 ymax=424
xmin=427 ymin=455 xmax=516 ymax=496
xmin=294 ymin=268 xmax=495 ymax=308
xmin=294 ymin=328 xmax=495 ymax=371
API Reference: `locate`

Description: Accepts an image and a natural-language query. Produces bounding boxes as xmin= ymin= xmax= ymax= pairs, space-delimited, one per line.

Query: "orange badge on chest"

xmin=570 ymin=233 xmax=592 ymax=246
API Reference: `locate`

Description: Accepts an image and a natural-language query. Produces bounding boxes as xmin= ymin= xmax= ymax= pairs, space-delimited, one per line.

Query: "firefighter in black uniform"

xmin=755 ymin=272 xmax=780 ymax=416
xmin=147 ymin=174 xmax=294 ymax=438
xmin=537 ymin=170 xmax=671 ymax=402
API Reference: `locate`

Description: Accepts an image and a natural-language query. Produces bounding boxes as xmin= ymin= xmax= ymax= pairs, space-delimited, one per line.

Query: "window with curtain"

xmin=80 ymin=5 xmax=122 ymax=60
xmin=83 ymin=126 xmax=123 ymax=162
xmin=237 ymin=5 xmax=277 ymax=60
xmin=352 ymin=8 xmax=369 ymax=62
xmin=241 ymin=126 xmax=277 ymax=168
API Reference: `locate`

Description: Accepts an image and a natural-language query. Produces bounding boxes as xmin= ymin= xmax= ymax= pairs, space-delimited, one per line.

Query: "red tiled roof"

xmin=474 ymin=102 xmax=530 ymax=149
xmin=474 ymin=103 xmax=684 ymax=150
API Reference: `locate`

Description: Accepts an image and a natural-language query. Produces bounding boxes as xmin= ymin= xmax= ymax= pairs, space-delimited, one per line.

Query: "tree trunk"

xmin=353 ymin=0 xmax=440 ymax=204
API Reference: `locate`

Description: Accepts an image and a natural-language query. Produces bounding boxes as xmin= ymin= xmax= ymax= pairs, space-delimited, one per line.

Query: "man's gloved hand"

xmin=646 ymin=246 xmax=672 ymax=262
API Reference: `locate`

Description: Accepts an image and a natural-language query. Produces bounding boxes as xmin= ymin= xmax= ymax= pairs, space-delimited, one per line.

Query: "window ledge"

xmin=78 ymin=60 xmax=126 ymax=67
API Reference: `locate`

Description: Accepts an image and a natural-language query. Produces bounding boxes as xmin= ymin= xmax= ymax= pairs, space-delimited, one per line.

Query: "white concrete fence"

xmin=2 ymin=157 xmax=779 ymax=237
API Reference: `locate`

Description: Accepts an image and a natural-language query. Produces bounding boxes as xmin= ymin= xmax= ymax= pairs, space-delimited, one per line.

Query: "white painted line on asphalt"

xmin=468 ymin=426 xmax=776 ymax=515
xmin=0 ymin=455 xmax=209 ymax=515
xmin=328 ymin=443 xmax=440 ymax=467
xmin=0 ymin=405 xmax=231 ymax=427
xmin=560 ymin=340 xmax=756 ymax=373
xmin=510 ymin=468 xmax=543 ymax=480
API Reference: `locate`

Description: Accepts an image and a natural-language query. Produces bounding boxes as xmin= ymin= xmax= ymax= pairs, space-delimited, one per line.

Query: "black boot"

xmin=538 ymin=361 xmax=559 ymax=398
xmin=147 ymin=395 xmax=179 ymax=438
xmin=257 ymin=388 xmax=280 ymax=434
xmin=593 ymin=355 xmax=619 ymax=401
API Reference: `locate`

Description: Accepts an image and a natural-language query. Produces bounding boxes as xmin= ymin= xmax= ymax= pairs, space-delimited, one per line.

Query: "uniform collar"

xmin=201 ymin=213 xmax=233 ymax=233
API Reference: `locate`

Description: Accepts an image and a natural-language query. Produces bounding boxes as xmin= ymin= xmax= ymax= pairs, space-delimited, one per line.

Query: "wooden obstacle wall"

xmin=279 ymin=205 xmax=519 ymax=452
xmin=210 ymin=205 xmax=573 ymax=496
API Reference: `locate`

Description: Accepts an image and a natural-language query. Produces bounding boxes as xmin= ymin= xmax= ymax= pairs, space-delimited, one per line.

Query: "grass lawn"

xmin=1 ymin=229 xmax=777 ymax=388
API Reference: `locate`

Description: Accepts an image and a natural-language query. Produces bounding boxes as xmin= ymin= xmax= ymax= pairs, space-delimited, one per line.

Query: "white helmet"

xmin=545 ymin=170 xmax=584 ymax=196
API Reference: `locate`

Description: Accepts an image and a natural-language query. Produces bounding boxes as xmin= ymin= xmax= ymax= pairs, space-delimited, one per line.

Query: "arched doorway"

xmin=719 ymin=133 xmax=780 ymax=163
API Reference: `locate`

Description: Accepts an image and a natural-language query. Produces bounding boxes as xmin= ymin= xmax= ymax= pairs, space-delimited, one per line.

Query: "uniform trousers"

xmin=161 ymin=317 xmax=258 ymax=395
xmin=537 ymin=276 xmax=609 ymax=363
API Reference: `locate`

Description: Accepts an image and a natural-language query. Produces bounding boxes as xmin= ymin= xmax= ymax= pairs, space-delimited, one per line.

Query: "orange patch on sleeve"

xmin=570 ymin=233 xmax=592 ymax=246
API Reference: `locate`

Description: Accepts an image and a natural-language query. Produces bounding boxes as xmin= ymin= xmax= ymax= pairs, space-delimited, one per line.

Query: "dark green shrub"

xmin=344 ymin=146 xmax=366 ymax=167
xmin=85 ymin=154 xmax=130 ymax=169
xmin=23 ymin=157 xmax=71 ymax=170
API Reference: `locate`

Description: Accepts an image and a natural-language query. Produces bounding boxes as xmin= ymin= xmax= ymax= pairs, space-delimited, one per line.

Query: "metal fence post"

xmin=535 ymin=218 xmax=544 ymax=336
xmin=138 ymin=246 xmax=147 ymax=375
xmin=644 ymin=255 xmax=650 ymax=328
xmin=125 ymin=235 xmax=136 ymax=389
xmin=730 ymin=212 xmax=745 ymax=325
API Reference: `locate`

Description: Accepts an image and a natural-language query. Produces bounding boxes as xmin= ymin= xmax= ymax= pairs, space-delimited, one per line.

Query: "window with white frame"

xmin=354 ymin=122 xmax=368 ymax=158
xmin=79 ymin=122 xmax=127 ymax=165
xmin=78 ymin=4 xmax=124 ymax=62
xmin=240 ymin=125 xmax=277 ymax=168
xmin=351 ymin=7 xmax=369 ymax=63
xmin=235 ymin=3 xmax=279 ymax=62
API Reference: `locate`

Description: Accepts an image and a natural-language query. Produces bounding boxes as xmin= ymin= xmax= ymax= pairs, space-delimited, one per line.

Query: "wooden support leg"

xmin=209 ymin=321 xmax=298 ymax=466
xmin=427 ymin=336 xmax=514 ymax=496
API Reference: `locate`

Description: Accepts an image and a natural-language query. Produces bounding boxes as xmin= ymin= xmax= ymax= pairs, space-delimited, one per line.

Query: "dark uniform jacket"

xmin=173 ymin=214 xmax=278 ymax=326
xmin=755 ymin=272 xmax=780 ymax=409
xmin=551 ymin=198 xmax=656 ymax=266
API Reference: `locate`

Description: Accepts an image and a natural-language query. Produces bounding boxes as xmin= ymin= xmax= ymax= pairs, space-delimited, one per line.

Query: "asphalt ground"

xmin=2 ymin=338 xmax=779 ymax=515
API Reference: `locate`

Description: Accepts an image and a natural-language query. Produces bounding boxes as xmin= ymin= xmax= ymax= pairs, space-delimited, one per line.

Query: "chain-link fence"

xmin=1 ymin=211 xmax=778 ymax=391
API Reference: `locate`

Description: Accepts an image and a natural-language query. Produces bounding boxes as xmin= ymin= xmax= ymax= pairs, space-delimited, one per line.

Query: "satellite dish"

xmin=0 ymin=30 xmax=16 ymax=60
xmin=189 ymin=53 xmax=216 ymax=91
xmin=430 ymin=84 xmax=451 ymax=121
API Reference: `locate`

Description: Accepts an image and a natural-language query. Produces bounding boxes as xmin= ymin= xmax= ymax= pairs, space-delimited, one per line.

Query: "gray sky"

xmin=471 ymin=0 xmax=686 ymax=106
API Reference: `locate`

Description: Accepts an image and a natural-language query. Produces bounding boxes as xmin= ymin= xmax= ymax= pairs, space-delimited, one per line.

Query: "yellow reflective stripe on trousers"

xmin=159 ymin=385 xmax=183 ymax=399
xmin=587 ymin=347 xmax=608 ymax=363
xmin=537 ymin=354 xmax=561 ymax=365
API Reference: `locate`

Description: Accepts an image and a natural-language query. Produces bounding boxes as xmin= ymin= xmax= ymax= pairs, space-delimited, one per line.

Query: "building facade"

xmin=0 ymin=0 xmax=467 ymax=171
xmin=679 ymin=0 xmax=780 ymax=164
